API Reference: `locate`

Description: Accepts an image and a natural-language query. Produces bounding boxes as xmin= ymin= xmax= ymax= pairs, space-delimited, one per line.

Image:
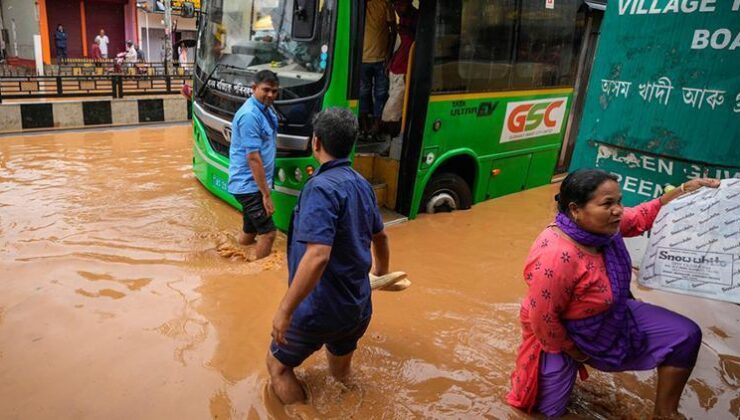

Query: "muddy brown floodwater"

xmin=0 ymin=124 xmax=738 ymax=419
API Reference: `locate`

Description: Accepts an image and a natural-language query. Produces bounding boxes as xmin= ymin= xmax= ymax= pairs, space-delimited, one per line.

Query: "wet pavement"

xmin=0 ymin=124 xmax=737 ymax=419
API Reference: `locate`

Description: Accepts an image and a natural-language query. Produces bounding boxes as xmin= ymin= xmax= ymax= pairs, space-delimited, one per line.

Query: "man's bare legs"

xmin=326 ymin=349 xmax=354 ymax=381
xmin=237 ymin=231 xmax=256 ymax=246
xmin=256 ymin=231 xmax=276 ymax=259
xmin=237 ymin=231 xmax=275 ymax=260
xmin=653 ymin=365 xmax=693 ymax=417
xmin=266 ymin=352 xmax=306 ymax=405
xmin=265 ymin=349 xmax=356 ymax=405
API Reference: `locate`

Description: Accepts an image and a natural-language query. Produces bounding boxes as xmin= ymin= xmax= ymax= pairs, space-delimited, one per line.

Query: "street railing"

xmin=0 ymin=61 xmax=194 ymax=77
xmin=47 ymin=61 xmax=195 ymax=77
xmin=0 ymin=74 xmax=191 ymax=102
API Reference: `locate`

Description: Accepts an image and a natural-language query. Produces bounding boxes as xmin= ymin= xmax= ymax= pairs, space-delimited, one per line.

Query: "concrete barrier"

xmin=0 ymin=95 xmax=191 ymax=134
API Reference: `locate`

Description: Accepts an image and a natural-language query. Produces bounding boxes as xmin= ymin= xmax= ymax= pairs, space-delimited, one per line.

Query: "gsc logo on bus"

xmin=501 ymin=97 xmax=569 ymax=143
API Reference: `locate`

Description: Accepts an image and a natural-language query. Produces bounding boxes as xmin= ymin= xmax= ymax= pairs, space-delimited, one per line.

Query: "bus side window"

xmin=431 ymin=0 xmax=583 ymax=94
xmin=432 ymin=1 xmax=516 ymax=94
xmin=512 ymin=0 xmax=582 ymax=89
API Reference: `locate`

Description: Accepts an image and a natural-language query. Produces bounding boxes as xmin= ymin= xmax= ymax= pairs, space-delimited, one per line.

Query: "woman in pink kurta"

xmin=507 ymin=169 xmax=720 ymax=417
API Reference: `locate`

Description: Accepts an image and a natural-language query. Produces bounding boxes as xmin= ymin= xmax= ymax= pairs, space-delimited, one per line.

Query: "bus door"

xmin=348 ymin=0 xmax=423 ymax=221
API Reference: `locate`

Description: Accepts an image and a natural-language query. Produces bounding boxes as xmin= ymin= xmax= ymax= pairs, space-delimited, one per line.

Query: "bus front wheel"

xmin=421 ymin=173 xmax=472 ymax=214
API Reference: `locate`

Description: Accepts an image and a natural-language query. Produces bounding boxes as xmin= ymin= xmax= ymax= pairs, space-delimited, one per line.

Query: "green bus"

xmin=192 ymin=0 xmax=604 ymax=231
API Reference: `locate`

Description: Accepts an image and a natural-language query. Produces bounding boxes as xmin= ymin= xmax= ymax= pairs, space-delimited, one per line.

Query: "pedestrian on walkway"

xmin=267 ymin=108 xmax=390 ymax=404
xmin=91 ymin=38 xmax=102 ymax=61
xmin=55 ymin=24 xmax=68 ymax=64
xmin=178 ymin=45 xmax=188 ymax=66
xmin=228 ymin=70 xmax=280 ymax=260
xmin=507 ymin=169 xmax=720 ymax=418
xmin=95 ymin=29 xmax=110 ymax=59
xmin=359 ymin=0 xmax=395 ymax=139
xmin=124 ymin=41 xmax=138 ymax=63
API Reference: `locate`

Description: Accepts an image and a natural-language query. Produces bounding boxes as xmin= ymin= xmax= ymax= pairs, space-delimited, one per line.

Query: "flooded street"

xmin=0 ymin=125 xmax=737 ymax=419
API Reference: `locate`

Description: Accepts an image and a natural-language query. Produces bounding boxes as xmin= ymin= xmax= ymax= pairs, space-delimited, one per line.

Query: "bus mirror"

xmin=181 ymin=1 xmax=195 ymax=18
xmin=292 ymin=0 xmax=318 ymax=41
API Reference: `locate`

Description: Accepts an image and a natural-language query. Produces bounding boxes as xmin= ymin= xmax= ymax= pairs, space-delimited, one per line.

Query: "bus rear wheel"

xmin=421 ymin=173 xmax=472 ymax=214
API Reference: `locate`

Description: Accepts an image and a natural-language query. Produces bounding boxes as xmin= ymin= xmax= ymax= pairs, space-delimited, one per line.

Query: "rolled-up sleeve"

xmin=372 ymin=207 xmax=384 ymax=235
xmin=234 ymin=111 xmax=263 ymax=154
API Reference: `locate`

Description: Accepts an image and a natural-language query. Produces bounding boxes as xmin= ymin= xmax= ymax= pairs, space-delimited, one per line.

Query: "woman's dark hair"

xmin=312 ymin=108 xmax=358 ymax=158
xmin=556 ymin=169 xmax=619 ymax=214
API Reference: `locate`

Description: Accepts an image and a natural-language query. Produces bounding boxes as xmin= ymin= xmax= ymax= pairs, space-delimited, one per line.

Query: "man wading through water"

xmin=228 ymin=70 xmax=279 ymax=260
xmin=267 ymin=108 xmax=391 ymax=404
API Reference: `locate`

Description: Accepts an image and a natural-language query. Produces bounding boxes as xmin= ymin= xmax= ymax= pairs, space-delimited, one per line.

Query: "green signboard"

xmin=570 ymin=0 xmax=740 ymax=205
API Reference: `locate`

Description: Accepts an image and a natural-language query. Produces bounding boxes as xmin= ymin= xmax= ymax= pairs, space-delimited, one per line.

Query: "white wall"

xmin=1 ymin=0 xmax=41 ymax=60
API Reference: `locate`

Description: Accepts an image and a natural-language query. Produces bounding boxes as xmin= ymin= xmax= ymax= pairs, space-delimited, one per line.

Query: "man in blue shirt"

xmin=228 ymin=70 xmax=279 ymax=259
xmin=267 ymin=108 xmax=391 ymax=404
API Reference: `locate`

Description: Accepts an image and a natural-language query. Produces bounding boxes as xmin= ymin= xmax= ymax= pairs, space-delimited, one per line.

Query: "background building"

xmin=0 ymin=0 xmax=198 ymax=65
xmin=41 ymin=0 xmax=139 ymax=62
xmin=0 ymin=0 xmax=42 ymax=64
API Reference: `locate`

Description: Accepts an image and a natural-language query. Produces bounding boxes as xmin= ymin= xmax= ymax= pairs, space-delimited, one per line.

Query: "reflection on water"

xmin=0 ymin=125 xmax=737 ymax=419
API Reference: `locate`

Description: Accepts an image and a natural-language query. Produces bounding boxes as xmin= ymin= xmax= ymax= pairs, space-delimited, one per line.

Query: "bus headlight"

xmin=277 ymin=168 xmax=286 ymax=183
xmin=294 ymin=168 xmax=303 ymax=183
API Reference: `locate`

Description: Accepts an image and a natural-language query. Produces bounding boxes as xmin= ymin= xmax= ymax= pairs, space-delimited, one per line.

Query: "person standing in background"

xmin=55 ymin=24 xmax=68 ymax=64
xmin=359 ymin=0 xmax=395 ymax=140
xmin=178 ymin=45 xmax=188 ymax=66
xmin=124 ymin=41 xmax=138 ymax=63
xmin=90 ymin=38 xmax=102 ymax=61
xmin=95 ymin=29 xmax=110 ymax=59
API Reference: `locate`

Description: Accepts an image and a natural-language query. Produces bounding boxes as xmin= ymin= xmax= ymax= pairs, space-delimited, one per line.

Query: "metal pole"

xmin=11 ymin=18 xmax=17 ymax=57
xmin=145 ymin=12 xmax=150 ymax=62
xmin=0 ymin=2 xmax=7 ymax=60
xmin=163 ymin=0 xmax=172 ymax=75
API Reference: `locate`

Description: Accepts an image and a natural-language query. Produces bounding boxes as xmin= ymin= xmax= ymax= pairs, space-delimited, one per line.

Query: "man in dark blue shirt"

xmin=267 ymin=108 xmax=391 ymax=404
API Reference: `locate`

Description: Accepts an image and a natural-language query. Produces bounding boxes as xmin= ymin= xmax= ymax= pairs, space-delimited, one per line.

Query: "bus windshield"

xmin=196 ymin=0 xmax=334 ymax=99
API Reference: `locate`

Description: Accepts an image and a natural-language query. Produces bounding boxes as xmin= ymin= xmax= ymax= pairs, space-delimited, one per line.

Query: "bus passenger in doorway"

xmin=360 ymin=0 xmax=396 ymax=140
xmin=381 ymin=0 xmax=418 ymax=137
xmin=267 ymin=108 xmax=391 ymax=404
xmin=507 ymin=169 xmax=720 ymax=418
xmin=228 ymin=70 xmax=280 ymax=260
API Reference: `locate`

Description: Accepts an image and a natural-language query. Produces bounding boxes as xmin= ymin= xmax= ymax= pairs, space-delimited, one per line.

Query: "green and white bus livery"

xmin=192 ymin=0 xmax=601 ymax=231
